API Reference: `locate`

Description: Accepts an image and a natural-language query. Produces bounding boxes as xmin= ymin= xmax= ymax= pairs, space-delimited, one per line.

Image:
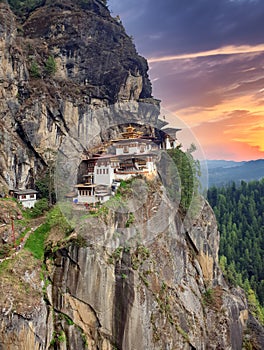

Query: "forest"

xmin=208 ymin=179 xmax=264 ymax=322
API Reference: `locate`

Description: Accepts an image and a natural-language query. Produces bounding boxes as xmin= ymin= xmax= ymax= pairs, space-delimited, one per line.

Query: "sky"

xmin=108 ymin=0 xmax=264 ymax=161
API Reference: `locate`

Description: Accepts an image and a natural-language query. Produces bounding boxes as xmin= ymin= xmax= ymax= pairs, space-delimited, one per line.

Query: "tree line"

xmin=208 ymin=179 xmax=264 ymax=322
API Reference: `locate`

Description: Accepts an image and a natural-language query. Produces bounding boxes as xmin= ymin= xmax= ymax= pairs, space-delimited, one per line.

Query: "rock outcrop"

xmin=0 ymin=182 xmax=252 ymax=349
xmin=0 ymin=0 xmax=154 ymax=190
xmin=46 ymin=196 xmax=248 ymax=350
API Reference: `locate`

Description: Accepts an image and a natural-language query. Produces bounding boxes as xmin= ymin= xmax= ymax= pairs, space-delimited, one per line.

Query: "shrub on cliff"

xmin=44 ymin=56 xmax=57 ymax=76
xmin=29 ymin=60 xmax=41 ymax=78
xmin=167 ymin=144 xmax=201 ymax=214
xmin=23 ymin=198 xmax=49 ymax=219
xmin=7 ymin=0 xmax=43 ymax=16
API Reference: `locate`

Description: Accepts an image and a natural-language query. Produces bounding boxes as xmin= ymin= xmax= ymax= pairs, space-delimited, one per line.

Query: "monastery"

xmin=72 ymin=126 xmax=181 ymax=205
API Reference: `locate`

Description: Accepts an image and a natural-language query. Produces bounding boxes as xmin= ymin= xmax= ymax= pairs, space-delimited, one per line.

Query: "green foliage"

xmin=208 ymin=179 xmax=264 ymax=321
xmin=29 ymin=60 xmax=41 ymax=78
xmin=112 ymin=246 xmax=123 ymax=260
xmin=119 ymin=179 xmax=129 ymax=189
xmin=139 ymin=272 xmax=149 ymax=287
xmin=243 ymin=338 xmax=253 ymax=350
xmin=46 ymin=205 xmax=73 ymax=235
xmin=105 ymin=192 xmax=124 ymax=210
xmin=22 ymin=198 xmax=49 ymax=219
xmin=45 ymin=55 xmax=57 ymax=76
xmin=35 ymin=170 xmax=56 ymax=204
xmin=80 ymin=331 xmax=88 ymax=347
xmin=58 ymin=332 xmax=66 ymax=343
xmin=247 ymin=287 xmax=264 ymax=324
xmin=125 ymin=212 xmax=135 ymax=227
xmin=33 ymin=198 xmax=49 ymax=216
xmin=24 ymin=222 xmax=50 ymax=259
xmin=202 ymin=288 xmax=214 ymax=306
xmin=7 ymin=0 xmax=43 ymax=16
xmin=131 ymin=244 xmax=150 ymax=270
xmin=18 ymin=227 xmax=30 ymax=241
xmin=50 ymin=330 xmax=66 ymax=346
xmin=175 ymin=324 xmax=189 ymax=342
xmin=167 ymin=144 xmax=201 ymax=213
xmin=62 ymin=314 xmax=74 ymax=326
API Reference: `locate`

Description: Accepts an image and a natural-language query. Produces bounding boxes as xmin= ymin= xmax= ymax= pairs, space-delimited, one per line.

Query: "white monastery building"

xmin=13 ymin=189 xmax=38 ymax=208
xmin=73 ymin=126 xmax=180 ymax=205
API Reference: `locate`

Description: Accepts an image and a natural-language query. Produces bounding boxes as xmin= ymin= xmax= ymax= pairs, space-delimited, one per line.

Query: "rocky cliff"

xmin=0 ymin=0 xmax=155 ymax=191
xmin=0 ymin=186 xmax=251 ymax=350
xmin=0 ymin=1 xmax=263 ymax=349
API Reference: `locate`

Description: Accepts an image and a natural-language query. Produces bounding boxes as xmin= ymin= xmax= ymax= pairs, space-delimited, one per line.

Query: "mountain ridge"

xmin=204 ymin=159 xmax=264 ymax=187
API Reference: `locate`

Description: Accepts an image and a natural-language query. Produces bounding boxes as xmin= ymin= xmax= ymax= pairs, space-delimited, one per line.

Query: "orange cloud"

xmin=150 ymin=49 xmax=264 ymax=161
xmin=190 ymin=111 xmax=264 ymax=160
xmin=148 ymin=44 xmax=264 ymax=63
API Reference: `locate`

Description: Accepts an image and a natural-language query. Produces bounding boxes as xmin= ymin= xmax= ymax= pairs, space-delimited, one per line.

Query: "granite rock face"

xmin=0 ymin=0 xmax=154 ymax=190
xmin=0 ymin=190 xmax=251 ymax=349
xmin=46 ymin=197 xmax=248 ymax=350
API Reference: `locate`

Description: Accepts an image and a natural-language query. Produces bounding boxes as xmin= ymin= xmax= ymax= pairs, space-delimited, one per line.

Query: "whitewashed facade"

xmin=73 ymin=126 xmax=181 ymax=205
xmin=94 ymin=162 xmax=115 ymax=186
xmin=13 ymin=189 xmax=38 ymax=208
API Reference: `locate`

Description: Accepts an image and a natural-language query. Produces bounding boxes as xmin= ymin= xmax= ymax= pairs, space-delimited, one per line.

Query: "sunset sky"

xmin=108 ymin=0 xmax=264 ymax=161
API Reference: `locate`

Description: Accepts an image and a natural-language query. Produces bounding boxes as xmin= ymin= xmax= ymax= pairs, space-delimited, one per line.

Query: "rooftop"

xmin=13 ymin=189 xmax=38 ymax=195
xmin=75 ymin=184 xmax=97 ymax=188
xmin=162 ymin=127 xmax=181 ymax=138
xmin=111 ymin=138 xmax=153 ymax=144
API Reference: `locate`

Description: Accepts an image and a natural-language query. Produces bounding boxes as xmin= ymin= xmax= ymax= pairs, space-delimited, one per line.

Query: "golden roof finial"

xmin=121 ymin=125 xmax=143 ymax=139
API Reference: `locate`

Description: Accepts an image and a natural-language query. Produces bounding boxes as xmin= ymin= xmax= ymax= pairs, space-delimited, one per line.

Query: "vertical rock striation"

xmin=46 ymin=197 xmax=248 ymax=350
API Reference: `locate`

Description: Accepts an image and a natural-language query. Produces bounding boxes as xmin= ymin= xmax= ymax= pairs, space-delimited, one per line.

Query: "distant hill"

xmin=206 ymin=160 xmax=246 ymax=169
xmin=204 ymin=159 xmax=264 ymax=187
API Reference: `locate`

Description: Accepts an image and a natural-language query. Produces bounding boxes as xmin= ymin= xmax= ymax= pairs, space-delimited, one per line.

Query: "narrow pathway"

xmin=0 ymin=217 xmax=46 ymax=263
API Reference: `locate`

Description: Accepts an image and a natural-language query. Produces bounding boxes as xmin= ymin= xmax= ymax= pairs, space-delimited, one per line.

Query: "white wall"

xmin=95 ymin=195 xmax=111 ymax=203
xmin=165 ymin=137 xmax=171 ymax=149
xmin=114 ymin=173 xmax=134 ymax=181
xmin=75 ymin=195 xmax=96 ymax=204
xmin=94 ymin=165 xmax=114 ymax=185
xmin=18 ymin=194 xmax=37 ymax=208
xmin=146 ymin=161 xmax=156 ymax=172
xmin=115 ymin=143 xmax=147 ymax=155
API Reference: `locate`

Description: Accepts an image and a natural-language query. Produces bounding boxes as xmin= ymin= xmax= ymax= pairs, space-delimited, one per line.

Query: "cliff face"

xmin=47 ymin=198 xmax=248 ymax=350
xmin=0 ymin=192 xmax=249 ymax=350
xmin=0 ymin=0 xmax=154 ymax=190
xmin=0 ymin=1 xmax=260 ymax=349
